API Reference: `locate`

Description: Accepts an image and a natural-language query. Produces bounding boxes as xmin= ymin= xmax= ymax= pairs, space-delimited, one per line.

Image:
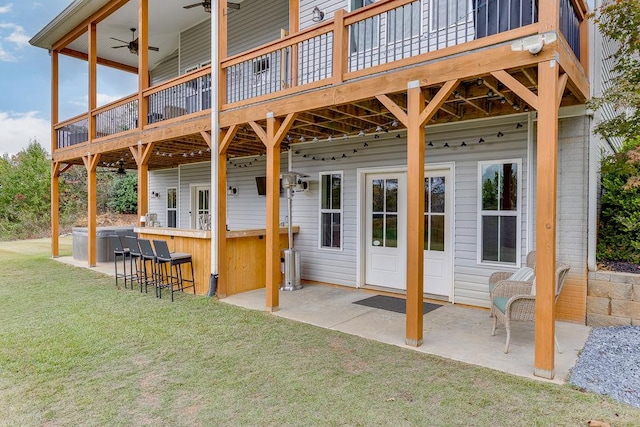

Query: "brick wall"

xmin=587 ymin=271 xmax=640 ymax=326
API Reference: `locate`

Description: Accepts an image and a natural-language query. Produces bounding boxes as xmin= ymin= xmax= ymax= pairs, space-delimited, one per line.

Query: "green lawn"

xmin=1 ymin=239 xmax=639 ymax=426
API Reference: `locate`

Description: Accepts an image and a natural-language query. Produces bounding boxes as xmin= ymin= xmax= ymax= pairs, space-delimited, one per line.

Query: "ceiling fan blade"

xmin=110 ymin=37 xmax=129 ymax=44
xmin=183 ymin=3 xmax=201 ymax=9
xmin=228 ymin=2 xmax=241 ymax=10
xmin=111 ymin=45 xmax=128 ymax=49
xmin=149 ymin=46 xmax=160 ymax=52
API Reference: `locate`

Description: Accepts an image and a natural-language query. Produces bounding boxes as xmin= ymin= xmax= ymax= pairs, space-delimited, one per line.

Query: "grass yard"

xmin=1 ymin=239 xmax=639 ymax=426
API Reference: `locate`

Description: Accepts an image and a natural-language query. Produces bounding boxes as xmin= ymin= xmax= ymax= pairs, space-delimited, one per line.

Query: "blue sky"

xmin=0 ymin=1 xmax=136 ymax=156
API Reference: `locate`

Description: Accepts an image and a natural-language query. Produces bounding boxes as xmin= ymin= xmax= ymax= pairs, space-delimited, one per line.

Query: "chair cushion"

xmin=508 ymin=266 xmax=534 ymax=282
xmin=531 ymin=278 xmax=536 ymax=296
xmin=493 ymin=297 xmax=509 ymax=314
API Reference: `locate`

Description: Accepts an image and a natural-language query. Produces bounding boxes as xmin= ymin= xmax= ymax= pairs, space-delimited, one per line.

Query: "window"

xmin=387 ymin=1 xmax=422 ymax=44
xmin=319 ymin=172 xmax=343 ymax=250
xmin=350 ymin=0 xmax=379 ymax=53
xmin=167 ymin=187 xmax=177 ymax=228
xmin=430 ymin=0 xmax=469 ymax=31
xmin=478 ymin=160 xmax=521 ymax=265
xmin=424 ymin=176 xmax=445 ymax=251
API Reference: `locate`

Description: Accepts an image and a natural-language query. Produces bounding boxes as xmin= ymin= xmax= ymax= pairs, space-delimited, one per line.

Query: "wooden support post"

xmin=377 ymin=79 xmax=459 ymax=346
xmin=138 ymin=0 xmax=149 ymax=128
xmin=130 ymin=142 xmax=155 ymax=226
xmin=88 ymin=22 xmax=97 ymax=140
xmin=218 ymin=0 xmax=228 ymax=107
xmin=250 ymin=114 xmax=296 ymax=312
xmin=332 ymin=10 xmax=347 ymax=85
xmin=82 ymin=154 xmax=101 ymax=267
xmin=534 ymin=59 xmax=560 ymax=379
xmin=51 ymin=162 xmax=61 ymax=257
xmin=288 ymin=0 xmax=299 ymax=88
xmin=217 ymin=125 xmax=239 ymax=298
xmin=51 ymin=50 xmax=59 ymax=155
xmin=539 ymin=0 xmax=560 ymax=32
xmin=405 ymin=82 xmax=426 ymax=346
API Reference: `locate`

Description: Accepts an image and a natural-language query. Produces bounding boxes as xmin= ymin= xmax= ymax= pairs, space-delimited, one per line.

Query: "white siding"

xmin=226 ymin=115 xmax=530 ymax=307
xmin=227 ymin=0 xmax=290 ymax=56
xmin=180 ymin=19 xmax=211 ymax=73
xmin=178 ymin=162 xmax=211 ymax=229
xmin=147 ymin=168 xmax=179 ymax=227
xmin=150 ymin=50 xmax=179 ymax=85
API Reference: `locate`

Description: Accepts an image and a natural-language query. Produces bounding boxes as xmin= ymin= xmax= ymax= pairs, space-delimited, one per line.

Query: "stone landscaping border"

xmin=587 ymin=271 xmax=640 ymax=326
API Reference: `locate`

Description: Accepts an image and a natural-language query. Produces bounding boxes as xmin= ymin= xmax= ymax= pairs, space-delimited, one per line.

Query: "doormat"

xmin=353 ymin=295 xmax=441 ymax=315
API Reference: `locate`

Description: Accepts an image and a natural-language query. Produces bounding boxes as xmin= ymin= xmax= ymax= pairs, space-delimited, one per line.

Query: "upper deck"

xmin=31 ymin=0 xmax=589 ymax=167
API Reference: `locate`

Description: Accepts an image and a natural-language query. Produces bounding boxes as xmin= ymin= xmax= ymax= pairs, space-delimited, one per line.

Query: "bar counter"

xmin=134 ymin=226 xmax=298 ymax=297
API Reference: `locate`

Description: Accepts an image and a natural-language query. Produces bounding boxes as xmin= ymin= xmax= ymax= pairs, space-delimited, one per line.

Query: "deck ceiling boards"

xmin=60 ymin=0 xmax=209 ymax=71
xmin=223 ymin=66 xmax=581 ymax=159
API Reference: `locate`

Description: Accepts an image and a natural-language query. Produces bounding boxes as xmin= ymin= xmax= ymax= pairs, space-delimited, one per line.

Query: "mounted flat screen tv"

xmin=256 ymin=176 xmax=267 ymax=195
xmin=255 ymin=176 xmax=283 ymax=196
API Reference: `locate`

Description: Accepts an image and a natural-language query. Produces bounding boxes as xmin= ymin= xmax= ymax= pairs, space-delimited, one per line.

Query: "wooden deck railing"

xmin=54 ymin=114 xmax=88 ymax=149
xmin=93 ymin=94 xmax=138 ymax=137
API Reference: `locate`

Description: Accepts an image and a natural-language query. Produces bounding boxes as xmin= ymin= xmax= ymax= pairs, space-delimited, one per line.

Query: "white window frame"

xmin=318 ymin=171 xmax=344 ymax=251
xmin=476 ymin=159 xmax=522 ymax=267
xmin=166 ymin=187 xmax=177 ymax=228
xmin=429 ymin=0 xmax=473 ymax=33
xmin=349 ymin=0 xmax=380 ymax=54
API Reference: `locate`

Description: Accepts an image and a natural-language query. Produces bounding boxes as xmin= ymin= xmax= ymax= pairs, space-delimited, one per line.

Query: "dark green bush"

xmin=597 ymin=143 xmax=640 ymax=263
xmin=107 ymin=173 xmax=137 ymax=214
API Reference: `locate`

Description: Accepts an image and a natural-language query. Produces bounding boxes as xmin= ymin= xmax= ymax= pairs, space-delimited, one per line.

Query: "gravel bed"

xmin=569 ymin=326 xmax=640 ymax=408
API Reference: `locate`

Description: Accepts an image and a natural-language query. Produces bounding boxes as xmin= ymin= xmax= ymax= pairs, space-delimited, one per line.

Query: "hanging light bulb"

xmin=358 ymin=130 xmax=365 ymax=137
xmin=312 ymin=137 xmax=319 ymax=143
xmin=391 ymin=120 xmax=399 ymax=127
xmin=375 ymin=125 xmax=383 ymax=132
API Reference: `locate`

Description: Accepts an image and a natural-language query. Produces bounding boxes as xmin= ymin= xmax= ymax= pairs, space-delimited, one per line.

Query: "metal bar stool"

xmin=137 ymin=239 xmax=157 ymax=295
xmin=109 ymin=235 xmax=131 ymax=289
xmin=124 ymin=236 xmax=143 ymax=292
xmin=152 ymin=239 xmax=195 ymax=301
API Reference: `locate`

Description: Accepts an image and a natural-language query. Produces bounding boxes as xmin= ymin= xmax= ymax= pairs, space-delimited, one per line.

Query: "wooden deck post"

xmin=138 ymin=0 xmax=149 ymax=128
xmin=130 ymin=143 xmax=155 ymax=226
xmin=82 ymin=154 xmax=100 ymax=267
xmin=250 ymin=113 xmax=296 ymax=312
xmin=217 ymin=125 xmax=239 ymax=298
xmin=405 ymin=81 xmax=426 ymax=346
xmin=88 ymin=22 xmax=97 ymax=141
xmin=51 ymin=162 xmax=61 ymax=258
xmin=534 ymin=59 xmax=560 ymax=379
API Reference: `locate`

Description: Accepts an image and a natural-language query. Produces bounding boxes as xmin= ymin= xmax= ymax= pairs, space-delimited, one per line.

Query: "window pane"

xmin=500 ymin=163 xmax=518 ymax=211
xmin=168 ymin=211 xmax=177 ymax=228
xmin=430 ymin=215 xmax=445 ymax=251
xmin=372 ymin=213 xmax=384 ymax=246
xmin=385 ymin=179 xmax=398 ymax=213
xmin=321 ymin=175 xmax=331 ymax=209
xmin=372 ymin=179 xmax=384 ymax=212
xmin=321 ymin=213 xmax=341 ymax=249
xmin=482 ymin=216 xmax=499 ymax=262
xmin=386 ymin=214 xmax=398 ymax=248
xmin=424 ymin=178 xmax=430 ymax=212
xmin=432 ymin=0 xmax=467 ymax=30
xmin=167 ymin=188 xmax=177 ymax=209
xmin=481 ymin=164 xmax=499 ymax=210
xmin=321 ymin=213 xmax=331 ymax=247
xmin=431 ymin=176 xmax=445 ymax=213
xmin=331 ymin=213 xmax=341 ymax=248
xmin=500 ymin=216 xmax=517 ymax=263
xmin=331 ymin=174 xmax=341 ymax=209
xmin=388 ymin=2 xmax=420 ymax=43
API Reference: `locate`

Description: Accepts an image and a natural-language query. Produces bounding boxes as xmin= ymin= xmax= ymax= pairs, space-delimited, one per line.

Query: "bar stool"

xmin=124 ymin=236 xmax=143 ymax=292
xmin=109 ymin=235 xmax=131 ymax=289
xmin=137 ymin=239 xmax=157 ymax=295
xmin=152 ymin=239 xmax=195 ymax=301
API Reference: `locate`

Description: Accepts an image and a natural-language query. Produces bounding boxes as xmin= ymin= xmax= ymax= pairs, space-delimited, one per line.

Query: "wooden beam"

xmin=376 ymin=94 xmax=408 ymax=127
xmin=59 ymin=48 xmax=138 ymax=74
xmin=265 ymin=116 xmax=281 ymax=312
xmin=405 ymin=82 xmax=426 ymax=347
xmin=419 ymin=79 xmax=460 ymax=126
xmin=249 ymin=121 xmax=267 ymax=145
xmin=332 ymin=9 xmax=347 ymax=84
xmin=138 ymin=0 xmax=149 ymax=129
xmin=88 ymin=23 xmax=97 ymax=140
xmin=200 ymin=131 xmax=212 ymax=148
xmin=216 ymin=135 xmax=228 ymax=298
xmin=51 ymin=162 xmax=60 ymax=257
xmin=51 ymin=50 xmax=59 ymax=154
xmin=219 ymin=125 xmax=240 ymax=154
xmin=557 ymin=73 xmax=568 ymax=110
xmin=82 ymin=153 xmax=101 ymax=267
xmin=490 ymin=70 xmax=539 ymax=111
xmin=52 ymin=0 xmax=130 ymax=51
xmin=539 ymin=0 xmax=560 ymax=32
xmin=534 ymin=60 xmax=560 ymax=380
xmin=130 ymin=142 xmax=154 ymax=226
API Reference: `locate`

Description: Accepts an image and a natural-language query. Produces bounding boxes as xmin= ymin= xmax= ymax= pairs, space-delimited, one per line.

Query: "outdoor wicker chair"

xmin=491 ymin=262 xmax=570 ymax=353
xmin=488 ymin=250 xmax=536 ymax=317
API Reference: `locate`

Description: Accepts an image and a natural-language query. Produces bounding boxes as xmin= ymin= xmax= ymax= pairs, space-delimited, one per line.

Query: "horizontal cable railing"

xmin=55 ymin=116 xmax=88 ymax=149
xmin=93 ymin=95 xmax=138 ymax=138
xmin=559 ymin=0 xmax=581 ymax=60
xmin=146 ymin=69 xmax=212 ymax=124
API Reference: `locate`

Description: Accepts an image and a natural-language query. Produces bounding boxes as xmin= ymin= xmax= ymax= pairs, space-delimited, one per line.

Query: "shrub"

xmin=597 ymin=144 xmax=640 ymax=263
xmin=107 ymin=173 xmax=137 ymax=214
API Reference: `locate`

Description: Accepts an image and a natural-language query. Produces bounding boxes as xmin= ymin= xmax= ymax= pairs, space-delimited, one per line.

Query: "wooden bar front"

xmin=134 ymin=226 xmax=298 ymax=297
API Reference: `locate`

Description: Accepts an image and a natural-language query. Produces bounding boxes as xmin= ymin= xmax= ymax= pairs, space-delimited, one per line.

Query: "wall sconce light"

xmin=312 ymin=6 xmax=325 ymax=22
xmin=227 ymin=186 xmax=238 ymax=196
xmin=150 ymin=191 xmax=160 ymax=198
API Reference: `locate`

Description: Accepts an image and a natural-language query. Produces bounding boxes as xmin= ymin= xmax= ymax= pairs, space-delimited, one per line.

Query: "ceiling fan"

xmin=183 ymin=1 xmax=240 ymax=13
xmin=110 ymin=28 xmax=159 ymax=55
